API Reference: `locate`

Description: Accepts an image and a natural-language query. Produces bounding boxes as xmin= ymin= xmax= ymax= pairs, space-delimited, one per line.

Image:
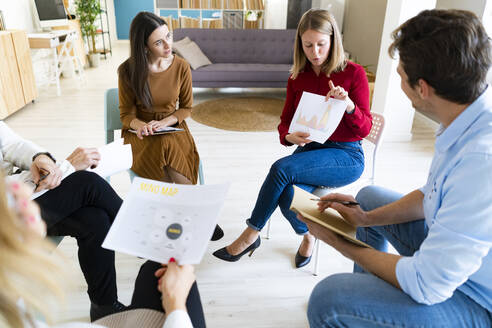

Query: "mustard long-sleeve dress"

xmin=119 ymin=56 xmax=199 ymax=184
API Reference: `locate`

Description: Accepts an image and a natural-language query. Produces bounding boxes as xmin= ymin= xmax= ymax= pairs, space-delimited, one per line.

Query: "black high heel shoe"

xmin=213 ymin=237 xmax=261 ymax=262
xmin=295 ymin=238 xmax=316 ymax=268
xmin=211 ymin=224 xmax=224 ymax=241
xmin=295 ymin=248 xmax=312 ymax=268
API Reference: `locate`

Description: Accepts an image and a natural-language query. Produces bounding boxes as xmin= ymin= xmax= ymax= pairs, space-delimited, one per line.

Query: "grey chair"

xmin=48 ymin=235 xmax=64 ymax=246
xmin=104 ymin=88 xmax=205 ymax=184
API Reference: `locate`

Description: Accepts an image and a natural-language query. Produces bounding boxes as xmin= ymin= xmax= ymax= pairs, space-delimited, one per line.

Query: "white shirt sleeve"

xmin=396 ymin=154 xmax=492 ymax=305
xmin=0 ymin=121 xmax=44 ymax=171
xmin=163 ymin=310 xmax=193 ymax=328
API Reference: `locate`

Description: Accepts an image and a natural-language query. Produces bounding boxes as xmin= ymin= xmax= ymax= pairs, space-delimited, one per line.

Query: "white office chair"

xmin=265 ymin=112 xmax=386 ymax=275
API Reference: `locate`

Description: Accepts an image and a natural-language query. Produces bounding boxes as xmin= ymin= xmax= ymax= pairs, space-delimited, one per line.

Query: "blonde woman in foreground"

xmin=0 ymin=178 xmax=206 ymax=328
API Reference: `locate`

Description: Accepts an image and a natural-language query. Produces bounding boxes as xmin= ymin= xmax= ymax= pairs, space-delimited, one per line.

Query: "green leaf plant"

xmin=75 ymin=0 xmax=101 ymax=55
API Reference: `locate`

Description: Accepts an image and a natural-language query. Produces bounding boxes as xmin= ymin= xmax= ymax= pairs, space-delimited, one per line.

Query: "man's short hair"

xmin=389 ymin=9 xmax=491 ymax=104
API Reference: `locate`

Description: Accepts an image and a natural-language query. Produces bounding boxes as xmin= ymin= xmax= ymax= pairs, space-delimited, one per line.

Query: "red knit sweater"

xmin=278 ymin=61 xmax=372 ymax=145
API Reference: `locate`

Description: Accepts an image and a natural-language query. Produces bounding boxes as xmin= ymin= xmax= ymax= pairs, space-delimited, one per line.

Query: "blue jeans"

xmin=307 ymin=185 xmax=492 ymax=327
xmin=246 ymin=141 xmax=364 ymax=234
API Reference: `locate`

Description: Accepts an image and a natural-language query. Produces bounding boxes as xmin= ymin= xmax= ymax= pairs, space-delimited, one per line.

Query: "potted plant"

xmin=75 ymin=0 xmax=101 ymax=67
xmin=245 ymin=10 xmax=258 ymax=21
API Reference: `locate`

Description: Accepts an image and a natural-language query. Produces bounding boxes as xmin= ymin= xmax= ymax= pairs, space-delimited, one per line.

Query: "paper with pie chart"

xmin=288 ymin=91 xmax=347 ymax=144
xmin=102 ymin=177 xmax=229 ymax=264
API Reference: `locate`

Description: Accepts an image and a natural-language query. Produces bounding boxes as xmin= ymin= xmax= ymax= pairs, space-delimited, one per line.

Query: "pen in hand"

xmin=32 ymin=170 xmax=50 ymax=191
xmin=310 ymin=198 xmax=360 ymax=206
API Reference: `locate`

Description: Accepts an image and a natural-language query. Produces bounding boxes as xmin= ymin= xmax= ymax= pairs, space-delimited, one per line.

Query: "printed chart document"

xmin=87 ymin=139 xmax=132 ymax=178
xmin=290 ymin=186 xmax=371 ymax=248
xmin=128 ymin=127 xmax=184 ymax=135
xmin=103 ymin=178 xmax=230 ymax=264
xmin=288 ymin=91 xmax=347 ymax=143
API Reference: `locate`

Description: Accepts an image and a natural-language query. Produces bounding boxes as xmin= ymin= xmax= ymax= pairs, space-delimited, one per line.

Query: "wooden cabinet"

xmin=0 ymin=30 xmax=37 ymax=119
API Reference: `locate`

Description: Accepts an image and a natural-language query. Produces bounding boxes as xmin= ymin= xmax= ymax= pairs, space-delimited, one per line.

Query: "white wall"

xmin=372 ymin=0 xmax=437 ymax=141
xmin=0 ymin=0 xmax=37 ymax=32
xmin=0 ymin=0 xmax=116 ymax=47
xmin=342 ymin=0 xmax=387 ymax=72
xmin=264 ymin=0 xmax=288 ymax=29
xmin=312 ymin=0 xmax=345 ymax=30
xmin=435 ymin=0 xmax=487 ymax=17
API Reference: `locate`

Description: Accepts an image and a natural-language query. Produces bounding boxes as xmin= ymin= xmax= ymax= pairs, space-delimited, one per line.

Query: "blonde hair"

xmin=0 ymin=177 xmax=68 ymax=327
xmin=290 ymin=9 xmax=346 ymax=79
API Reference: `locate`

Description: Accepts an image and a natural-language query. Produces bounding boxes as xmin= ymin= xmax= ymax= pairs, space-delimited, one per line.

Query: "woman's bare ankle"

xmin=227 ymin=228 xmax=259 ymax=255
xmin=299 ymin=233 xmax=315 ymax=257
xmin=243 ymin=227 xmax=260 ymax=243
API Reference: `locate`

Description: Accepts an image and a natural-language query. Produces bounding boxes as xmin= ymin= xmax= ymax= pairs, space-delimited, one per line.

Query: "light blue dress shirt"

xmin=396 ymin=88 xmax=492 ymax=311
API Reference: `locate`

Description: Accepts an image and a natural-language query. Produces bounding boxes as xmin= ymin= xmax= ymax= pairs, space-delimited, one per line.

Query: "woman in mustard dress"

xmin=117 ymin=12 xmax=223 ymax=240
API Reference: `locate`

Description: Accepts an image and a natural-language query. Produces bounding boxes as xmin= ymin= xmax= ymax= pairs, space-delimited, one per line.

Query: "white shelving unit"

xmin=156 ymin=0 xmax=264 ymax=30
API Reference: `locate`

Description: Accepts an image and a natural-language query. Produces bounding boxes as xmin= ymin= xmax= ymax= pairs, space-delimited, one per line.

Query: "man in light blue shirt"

xmin=303 ymin=9 xmax=492 ymax=327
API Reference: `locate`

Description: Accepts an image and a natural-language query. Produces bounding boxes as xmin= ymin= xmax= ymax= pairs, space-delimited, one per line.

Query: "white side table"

xmin=28 ymin=29 xmax=85 ymax=96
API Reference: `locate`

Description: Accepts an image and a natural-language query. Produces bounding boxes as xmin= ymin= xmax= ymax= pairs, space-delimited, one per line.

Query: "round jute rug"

xmin=191 ymin=97 xmax=284 ymax=132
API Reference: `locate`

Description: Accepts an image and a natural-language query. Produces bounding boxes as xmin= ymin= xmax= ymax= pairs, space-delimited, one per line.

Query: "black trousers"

xmin=35 ymin=171 xmax=206 ymax=326
xmin=35 ymin=171 xmax=123 ymax=305
xmin=130 ymin=261 xmax=206 ymax=328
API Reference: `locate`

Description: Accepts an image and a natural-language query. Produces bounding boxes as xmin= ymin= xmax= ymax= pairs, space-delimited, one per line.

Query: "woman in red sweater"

xmin=214 ymin=9 xmax=372 ymax=267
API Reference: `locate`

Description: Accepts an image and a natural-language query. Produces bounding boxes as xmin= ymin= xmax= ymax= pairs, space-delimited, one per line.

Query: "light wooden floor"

xmin=6 ymin=44 xmax=436 ymax=327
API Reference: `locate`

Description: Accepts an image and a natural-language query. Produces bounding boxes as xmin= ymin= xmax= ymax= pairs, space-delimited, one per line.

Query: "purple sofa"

xmin=172 ymin=28 xmax=297 ymax=88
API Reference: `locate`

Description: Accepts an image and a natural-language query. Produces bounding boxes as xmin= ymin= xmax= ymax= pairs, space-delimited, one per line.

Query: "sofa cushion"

xmin=173 ymin=36 xmax=192 ymax=48
xmin=172 ymin=36 xmax=191 ymax=58
xmin=192 ymin=63 xmax=291 ymax=82
xmin=173 ymin=39 xmax=212 ymax=70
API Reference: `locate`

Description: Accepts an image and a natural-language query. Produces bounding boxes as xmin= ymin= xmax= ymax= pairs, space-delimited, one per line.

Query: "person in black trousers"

xmin=0 ymin=119 xmax=126 ymax=321
xmin=0 ymin=121 xmax=206 ymax=323
xmin=35 ymin=170 xmax=125 ymax=321
xmin=129 ymin=260 xmax=206 ymax=327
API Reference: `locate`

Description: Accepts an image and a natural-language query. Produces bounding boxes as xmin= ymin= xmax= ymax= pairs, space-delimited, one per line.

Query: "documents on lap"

xmin=87 ymin=139 xmax=132 ymax=178
xmin=288 ymin=91 xmax=347 ymax=144
xmin=290 ymin=186 xmax=371 ymax=248
xmin=103 ymin=178 xmax=229 ymax=264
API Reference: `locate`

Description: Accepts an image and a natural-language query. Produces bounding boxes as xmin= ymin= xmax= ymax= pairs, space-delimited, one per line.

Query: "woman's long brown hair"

xmin=118 ymin=12 xmax=168 ymax=109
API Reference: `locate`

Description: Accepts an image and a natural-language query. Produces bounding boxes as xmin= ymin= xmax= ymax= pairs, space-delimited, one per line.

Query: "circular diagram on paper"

xmin=166 ymin=223 xmax=183 ymax=240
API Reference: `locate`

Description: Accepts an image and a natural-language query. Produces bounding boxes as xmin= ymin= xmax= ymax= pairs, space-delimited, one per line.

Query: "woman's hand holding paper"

xmin=285 ymin=131 xmax=313 ymax=147
xmin=66 ymin=147 xmax=101 ymax=170
xmin=156 ymin=260 xmax=196 ymax=313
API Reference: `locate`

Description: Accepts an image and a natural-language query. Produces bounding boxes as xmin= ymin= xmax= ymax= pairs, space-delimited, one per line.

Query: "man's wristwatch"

xmin=32 ymin=152 xmax=56 ymax=164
